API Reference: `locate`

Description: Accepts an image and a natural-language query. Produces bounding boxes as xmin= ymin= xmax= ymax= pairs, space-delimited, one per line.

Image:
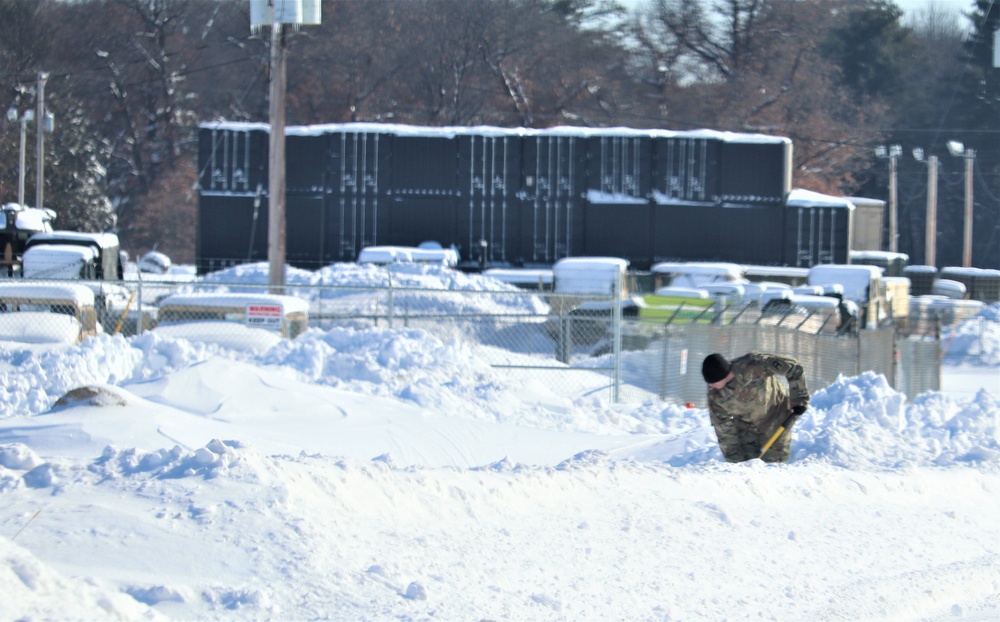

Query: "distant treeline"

xmin=0 ymin=0 xmax=996 ymax=268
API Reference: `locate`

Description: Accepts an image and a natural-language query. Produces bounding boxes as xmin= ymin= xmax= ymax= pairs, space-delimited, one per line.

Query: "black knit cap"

xmin=702 ymin=353 xmax=731 ymax=384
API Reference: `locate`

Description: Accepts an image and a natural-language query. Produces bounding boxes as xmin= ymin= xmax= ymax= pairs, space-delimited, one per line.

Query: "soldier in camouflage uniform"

xmin=701 ymin=352 xmax=809 ymax=463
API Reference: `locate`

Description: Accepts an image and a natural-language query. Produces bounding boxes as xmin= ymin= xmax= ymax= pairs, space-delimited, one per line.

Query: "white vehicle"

xmin=153 ymin=292 xmax=310 ymax=352
xmin=650 ymin=262 xmax=745 ymax=290
xmin=0 ymin=282 xmax=100 ymax=345
xmin=553 ymin=257 xmax=629 ymax=296
xmin=139 ymin=250 xmax=172 ymax=274
xmin=807 ymin=264 xmax=890 ymax=329
xmin=23 ymin=231 xmax=123 ymax=280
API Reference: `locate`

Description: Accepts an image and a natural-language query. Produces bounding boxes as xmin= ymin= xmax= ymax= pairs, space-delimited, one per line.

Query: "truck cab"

xmin=22 ymin=231 xmax=123 ymax=280
xmin=0 ymin=203 xmax=56 ymax=276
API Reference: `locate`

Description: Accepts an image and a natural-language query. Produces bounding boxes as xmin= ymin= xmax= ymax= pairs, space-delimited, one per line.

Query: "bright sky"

xmin=1 ymin=261 xmax=998 ymax=620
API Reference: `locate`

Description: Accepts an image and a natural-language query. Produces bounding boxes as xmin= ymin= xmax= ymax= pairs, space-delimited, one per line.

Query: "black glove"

xmin=786 ymin=404 xmax=807 ymax=426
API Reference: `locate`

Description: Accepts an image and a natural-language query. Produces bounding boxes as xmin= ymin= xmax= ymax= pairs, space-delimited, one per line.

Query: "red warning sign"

xmin=245 ymin=304 xmax=283 ymax=328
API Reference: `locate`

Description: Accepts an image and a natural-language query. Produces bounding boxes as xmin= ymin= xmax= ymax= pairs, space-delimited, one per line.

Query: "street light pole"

xmin=876 ymin=145 xmax=901 ymax=253
xmin=913 ymin=148 xmax=938 ymax=267
xmin=925 ymin=155 xmax=938 ymax=267
xmin=947 ymin=141 xmax=976 ymax=268
xmin=35 ymin=71 xmax=48 ymax=210
xmin=6 ymin=107 xmax=34 ymax=207
xmin=962 ymin=149 xmax=975 ymax=268
xmin=17 ymin=116 xmax=27 ymax=206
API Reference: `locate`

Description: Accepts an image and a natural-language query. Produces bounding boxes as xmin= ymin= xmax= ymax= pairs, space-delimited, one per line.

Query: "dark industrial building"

xmin=197 ymin=122 xmax=869 ymax=274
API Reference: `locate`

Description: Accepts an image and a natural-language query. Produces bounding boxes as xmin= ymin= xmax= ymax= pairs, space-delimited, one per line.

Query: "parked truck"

xmin=806 ymin=264 xmax=907 ymax=329
xmin=18 ymin=231 xmax=153 ymax=334
xmin=0 ymin=202 xmax=56 ymax=276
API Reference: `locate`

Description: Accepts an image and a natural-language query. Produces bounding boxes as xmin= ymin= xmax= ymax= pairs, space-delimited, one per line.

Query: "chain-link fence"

xmin=0 ymin=271 xmax=988 ymax=405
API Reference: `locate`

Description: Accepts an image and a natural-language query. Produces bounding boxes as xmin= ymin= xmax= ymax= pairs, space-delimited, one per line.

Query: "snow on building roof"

xmin=586 ymin=190 xmax=648 ymax=205
xmin=200 ymin=121 xmax=791 ymax=144
xmin=786 ymin=189 xmax=856 ymax=209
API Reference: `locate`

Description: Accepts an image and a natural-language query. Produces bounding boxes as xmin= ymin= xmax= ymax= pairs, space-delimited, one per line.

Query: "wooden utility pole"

xmin=268 ymin=23 xmax=287 ymax=293
xmin=252 ymin=0 xmax=320 ymax=292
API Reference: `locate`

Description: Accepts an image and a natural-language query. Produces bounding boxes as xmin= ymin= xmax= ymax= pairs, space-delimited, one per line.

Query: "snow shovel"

xmin=758 ymin=409 xmax=802 ymax=459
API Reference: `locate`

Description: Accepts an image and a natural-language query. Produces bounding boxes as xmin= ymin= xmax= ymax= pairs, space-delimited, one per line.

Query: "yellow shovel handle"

xmin=759 ymin=425 xmax=787 ymax=459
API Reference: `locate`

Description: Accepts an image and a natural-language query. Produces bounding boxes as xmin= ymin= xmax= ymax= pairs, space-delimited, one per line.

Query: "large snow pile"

xmin=0 ymin=264 xmax=998 ymax=621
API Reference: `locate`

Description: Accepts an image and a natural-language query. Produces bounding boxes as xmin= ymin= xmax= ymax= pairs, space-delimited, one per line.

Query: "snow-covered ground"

xmin=1 ymin=264 xmax=998 ymax=621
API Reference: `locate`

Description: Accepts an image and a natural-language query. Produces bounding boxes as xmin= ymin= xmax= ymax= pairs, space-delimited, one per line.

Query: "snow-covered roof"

xmin=650 ymin=262 xmax=744 ymax=279
xmin=139 ymin=251 xmax=172 ymax=274
xmin=0 ymin=204 xmax=56 ymax=232
xmin=807 ymin=264 xmax=882 ymax=302
xmin=357 ymin=245 xmax=459 ymax=267
xmin=786 ymin=189 xmax=856 ymax=209
xmin=931 ymin=279 xmax=967 ymax=297
xmin=482 ymin=268 xmax=553 ymax=285
xmin=850 ymin=250 xmax=909 ymax=263
xmin=28 ymin=231 xmax=120 ymax=249
xmin=743 ymin=265 xmax=810 ymax=279
xmin=586 ymin=190 xmax=647 ymax=205
xmin=941 ymin=267 xmax=1000 ymax=278
xmin=201 ymin=121 xmax=791 ymax=144
xmin=0 ymin=282 xmax=96 ymax=306
xmin=651 ymin=287 xmax=710 ymax=299
xmin=157 ymin=292 xmax=309 ymax=314
xmin=553 ymin=257 xmax=629 ymax=295
xmin=22 ymin=245 xmax=98 ymax=279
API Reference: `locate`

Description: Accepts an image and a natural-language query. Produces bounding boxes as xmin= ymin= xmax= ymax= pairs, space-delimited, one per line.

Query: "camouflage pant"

xmin=719 ymin=425 xmax=792 ymax=463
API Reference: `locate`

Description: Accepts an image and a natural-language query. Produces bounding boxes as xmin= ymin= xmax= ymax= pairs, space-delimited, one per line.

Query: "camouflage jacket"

xmin=707 ymin=352 xmax=809 ymax=461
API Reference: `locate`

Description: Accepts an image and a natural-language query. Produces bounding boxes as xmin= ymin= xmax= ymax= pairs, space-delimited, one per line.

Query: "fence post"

xmin=612 ymin=270 xmax=622 ymax=403
xmin=387 ymin=266 xmax=394 ymax=329
xmin=659 ymin=328 xmax=669 ymax=400
xmin=556 ymin=315 xmax=571 ymax=364
xmin=137 ymin=272 xmax=144 ymax=335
